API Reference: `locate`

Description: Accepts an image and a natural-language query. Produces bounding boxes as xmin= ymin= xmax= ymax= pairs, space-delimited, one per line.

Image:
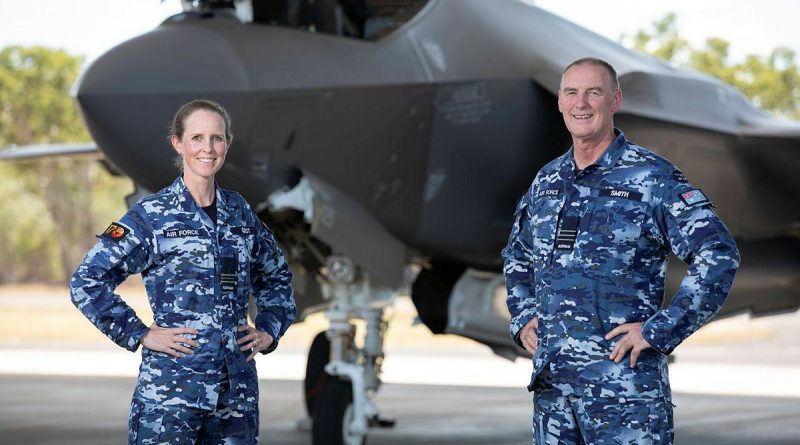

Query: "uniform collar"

xmin=559 ymin=128 xmax=627 ymax=175
xmin=594 ymin=128 xmax=627 ymax=170
xmin=169 ymin=176 xmax=233 ymax=227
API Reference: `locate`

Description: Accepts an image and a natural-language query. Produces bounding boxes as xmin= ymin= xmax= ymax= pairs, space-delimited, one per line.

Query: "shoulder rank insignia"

xmin=672 ymin=168 xmax=688 ymax=183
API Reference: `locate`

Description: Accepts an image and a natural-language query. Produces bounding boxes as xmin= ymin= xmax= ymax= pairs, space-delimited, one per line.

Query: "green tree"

xmin=628 ymin=13 xmax=689 ymax=64
xmin=0 ymin=46 xmax=130 ymax=283
xmin=623 ymin=14 xmax=800 ymax=120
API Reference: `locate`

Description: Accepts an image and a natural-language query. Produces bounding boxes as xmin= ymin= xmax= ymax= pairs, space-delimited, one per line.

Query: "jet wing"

xmin=0 ymin=143 xmax=101 ymax=161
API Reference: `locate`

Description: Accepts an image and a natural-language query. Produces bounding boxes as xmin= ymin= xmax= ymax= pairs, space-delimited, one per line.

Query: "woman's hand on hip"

xmin=140 ymin=323 xmax=199 ymax=357
xmin=238 ymin=324 xmax=274 ymax=361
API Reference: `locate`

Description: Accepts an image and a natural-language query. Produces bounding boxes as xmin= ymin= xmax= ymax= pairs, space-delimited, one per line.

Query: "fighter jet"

xmin=3 ymin=1 xmax=799 ymax=444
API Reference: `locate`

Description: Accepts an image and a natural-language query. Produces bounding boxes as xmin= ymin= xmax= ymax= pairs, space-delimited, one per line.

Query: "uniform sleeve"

xmin=250 ymin=219 xmax=296 ymax=354
xmin=69 ymin=206 xmax=154 ymax=352
xmin=642 ymin=172 xmax=740 ymax=355
xmin=502 ymin=189 xmax=537 ymax=348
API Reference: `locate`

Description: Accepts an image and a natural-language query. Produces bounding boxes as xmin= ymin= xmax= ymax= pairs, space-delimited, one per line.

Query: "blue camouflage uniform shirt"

xmin=71 ymin=176 xmax=296 ymax=411
xmin=502 ymin=130 xmax=739 ymax=399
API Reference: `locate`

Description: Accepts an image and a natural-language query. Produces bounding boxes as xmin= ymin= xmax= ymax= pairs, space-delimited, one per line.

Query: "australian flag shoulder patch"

xmin=679 ymin=189 xmax=711 ymax=207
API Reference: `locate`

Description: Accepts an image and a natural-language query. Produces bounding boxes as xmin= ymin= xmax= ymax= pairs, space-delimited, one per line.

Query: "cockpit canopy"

xmin=180 ymin=0 xmax=430 ymax=40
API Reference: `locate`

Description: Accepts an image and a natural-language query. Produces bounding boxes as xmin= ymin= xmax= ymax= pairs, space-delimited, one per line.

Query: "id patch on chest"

xmin=679 ymin=189 xmax=710 ymax=207
xmin=555 ymin=216 xmax=580 ymax=250
xmin=220 ymin=256 xmax=238 ymax=293
xmin=101 ymin=222 xmax=129 ymax=242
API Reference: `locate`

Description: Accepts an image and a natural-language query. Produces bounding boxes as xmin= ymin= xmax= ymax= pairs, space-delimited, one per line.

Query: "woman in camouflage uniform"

xmin=70 ymin=99 xmax=296 ymax=444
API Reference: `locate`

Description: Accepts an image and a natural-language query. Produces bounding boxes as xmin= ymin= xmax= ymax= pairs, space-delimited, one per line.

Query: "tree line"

xmin=623 ymin=13 xmax=799 ymax=120
xmin=0 ymin=46 xmax=130 ymax=283
xmin=0 ymin=14 xmax=798 ymax=284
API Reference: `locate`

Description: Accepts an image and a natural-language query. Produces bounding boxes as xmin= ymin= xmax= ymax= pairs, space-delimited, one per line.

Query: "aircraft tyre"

xmin=304 ymin=331 xmax=331 ymax=416
xmin=311 ymin=376 xmax=366 ymax=445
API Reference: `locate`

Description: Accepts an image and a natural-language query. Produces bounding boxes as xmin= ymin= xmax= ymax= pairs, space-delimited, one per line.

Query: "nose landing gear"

xmin=304 ymin=257 xmax=397 ymax=445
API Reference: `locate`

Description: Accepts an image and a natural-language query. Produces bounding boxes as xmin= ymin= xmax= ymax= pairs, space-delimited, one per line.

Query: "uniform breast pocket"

xmin=155 ymin=234 xmax=213 ymax=312
xmin=582 ymin=198 xmax=647 ymax=278
xmin=229 ymin=227 xmax=255 ymax=264
xmin=529 ymin=198 xmax=561 ymax=267
xmin=157 ymin=233 xmax=213 ymax=267
xmin=224 ymin=229 xmax=255 ymax=308
xmin=237 ymin=235 xmax=255 ymax=266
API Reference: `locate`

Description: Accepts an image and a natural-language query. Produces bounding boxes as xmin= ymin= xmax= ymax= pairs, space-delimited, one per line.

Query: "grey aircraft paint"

xmin=73 ymin=0 xmax=799 ymax=354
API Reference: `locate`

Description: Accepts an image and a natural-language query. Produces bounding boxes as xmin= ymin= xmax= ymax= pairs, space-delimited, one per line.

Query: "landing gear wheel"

xmin=304 ymin=331 xmax=331 ymax=416
xmin=311 ymin=377 xmax=366 ymax=445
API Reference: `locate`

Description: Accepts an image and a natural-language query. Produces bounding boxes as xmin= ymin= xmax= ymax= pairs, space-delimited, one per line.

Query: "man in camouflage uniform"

xmin=502 ymin=58 xmax=739 ymax=444
xmin=71 ymin=176 xmax=296 ymax=444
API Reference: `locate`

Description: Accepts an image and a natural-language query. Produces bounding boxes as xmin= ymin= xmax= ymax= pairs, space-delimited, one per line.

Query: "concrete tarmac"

xmin=2 ymin=374 xmax=799 ymax=445
xmin=2 ymin=289 xmax=798 ymax=444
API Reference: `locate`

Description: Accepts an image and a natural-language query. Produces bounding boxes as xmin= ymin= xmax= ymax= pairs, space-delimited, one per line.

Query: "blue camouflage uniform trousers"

xmin=502 ymin=130 xmax=739 ymax=444
xmin=71 ymin=176 xmax=296 ymax=444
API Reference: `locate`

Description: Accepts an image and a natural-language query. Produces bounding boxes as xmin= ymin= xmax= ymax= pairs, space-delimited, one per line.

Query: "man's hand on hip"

xmin=520 ymin=317 xmax=539 ymax=354
xmin=605 ymin=322 xmax=652 ymax=368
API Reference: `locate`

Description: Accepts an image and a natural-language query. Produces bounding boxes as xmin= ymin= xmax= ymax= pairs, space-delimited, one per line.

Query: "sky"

xmin=531 ymin=0 xmax=800 ymax=62
xmin=0 ymin=0 xmax=798 ymax=67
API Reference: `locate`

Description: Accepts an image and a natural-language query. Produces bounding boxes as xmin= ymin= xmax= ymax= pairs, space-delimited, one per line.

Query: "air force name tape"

xmin=164 ymin=228 xmax=202 ymax=238
xmin=537 ymin=188 xmax=560 ymax=198
xmin=101 ymin=222 xmax=129 ymax=241
xmin=679 ymin=189 xmax=711 ymax=207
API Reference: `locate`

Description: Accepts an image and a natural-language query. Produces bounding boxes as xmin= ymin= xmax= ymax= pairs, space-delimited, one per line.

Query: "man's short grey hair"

xmin=561 ymin=57 xmax=620 ymax=90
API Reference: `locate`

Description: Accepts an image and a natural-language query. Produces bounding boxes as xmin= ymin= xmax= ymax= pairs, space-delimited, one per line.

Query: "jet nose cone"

xmin=73 ymin=13 xmax=249 ymax=191
xmin=76 ymin=13 xmax=248 ymax=98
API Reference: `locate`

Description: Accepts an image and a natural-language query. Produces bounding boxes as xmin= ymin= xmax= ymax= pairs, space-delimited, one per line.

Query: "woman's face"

xmin=171 ymin=109 xmax=229 ymax=183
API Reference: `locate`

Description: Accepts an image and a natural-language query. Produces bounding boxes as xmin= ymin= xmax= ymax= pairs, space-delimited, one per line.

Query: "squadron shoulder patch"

xmin=101 ymin=222 xmax=129 ymax=242
xmin=679 ymin=189 xmax=710 ymax=207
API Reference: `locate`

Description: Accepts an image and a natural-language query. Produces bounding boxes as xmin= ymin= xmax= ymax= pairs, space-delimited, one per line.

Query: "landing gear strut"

xmin=307 ymin=256 xmax=396 ymax=445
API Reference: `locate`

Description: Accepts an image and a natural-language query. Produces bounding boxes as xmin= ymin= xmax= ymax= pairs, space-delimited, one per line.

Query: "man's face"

xmin=558 ymin=63 xmax=622 ymax=143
